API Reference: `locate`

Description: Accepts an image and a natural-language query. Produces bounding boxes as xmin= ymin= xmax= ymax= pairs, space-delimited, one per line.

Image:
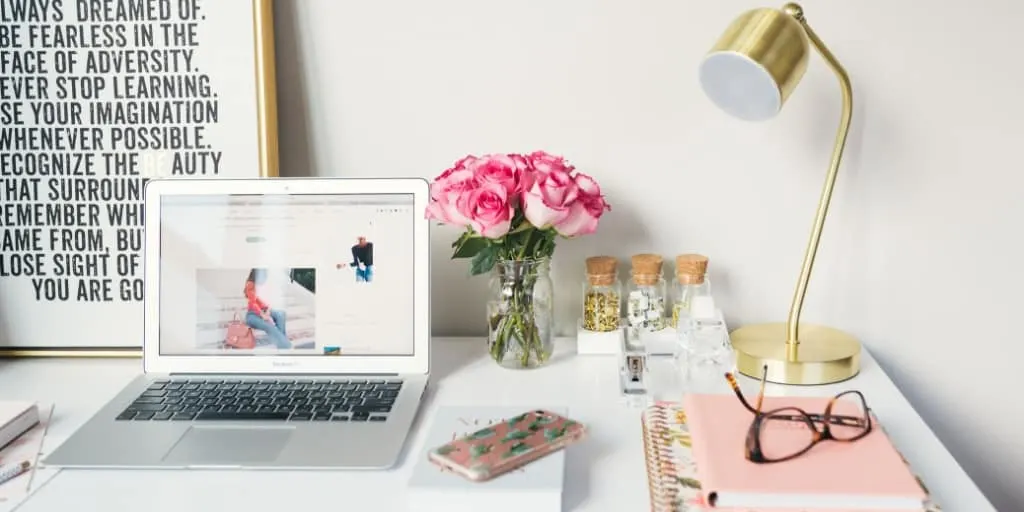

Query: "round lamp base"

xmin=729 ymin=322 xmax=861 ymax=386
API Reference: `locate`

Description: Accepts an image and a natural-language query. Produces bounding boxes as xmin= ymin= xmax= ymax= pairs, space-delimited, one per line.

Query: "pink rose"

xmin=468 ymin=154 xmax=522 ymax=199
xmin=425 ymin=156 xmax=479 ymax=227
xmin=429 ymin=155 xmax=477 ymax=199
xmin=528 ymin=150 xmax=574 ymax=174
xmin=508 ymin=153 xmax=532 ymax=192
xmin=553 ymin=173 xmax=611 ymax=237
xmin=509 ymin=153 xmax=531 ymax=173
xmin=457 ymin=182 xmax=513 ymax=238
xmin=521 ymin=150 xmax=574 ymax=192
xmin=572 ymin=172 xmax=602 ymax=197
xmin=522 ymin=169 xmax=579 ymax=229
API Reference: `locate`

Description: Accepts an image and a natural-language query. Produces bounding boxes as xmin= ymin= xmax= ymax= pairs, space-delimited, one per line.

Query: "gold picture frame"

xmin=0 ymin=0 xmax=280 ymax=358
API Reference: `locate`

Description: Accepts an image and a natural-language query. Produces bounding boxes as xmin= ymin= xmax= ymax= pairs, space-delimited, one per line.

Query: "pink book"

xmin=683 ymin=393 xmax=930 ymax=511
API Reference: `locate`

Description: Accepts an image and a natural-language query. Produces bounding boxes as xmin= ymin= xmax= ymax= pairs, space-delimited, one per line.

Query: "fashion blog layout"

xmin=158 ymin=193 xmax=415 ymax=356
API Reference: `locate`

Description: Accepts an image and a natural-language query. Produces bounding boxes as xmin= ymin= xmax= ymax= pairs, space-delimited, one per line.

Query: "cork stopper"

xmin=630 ymin=253 xmax=663 ymax=285
xmin=675 ymin=254 xmax=709 ymax=284
xmin=585 ymin=256 xmax=618 ymax=286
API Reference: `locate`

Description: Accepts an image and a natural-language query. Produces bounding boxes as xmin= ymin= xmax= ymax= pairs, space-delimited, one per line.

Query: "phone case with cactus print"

xmin=427 ymin=409 xmax=586 ymax=482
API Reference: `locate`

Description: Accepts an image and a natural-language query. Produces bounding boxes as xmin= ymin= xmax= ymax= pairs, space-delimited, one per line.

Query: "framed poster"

xmin=0 ymin=0 xmax=279 ymax=357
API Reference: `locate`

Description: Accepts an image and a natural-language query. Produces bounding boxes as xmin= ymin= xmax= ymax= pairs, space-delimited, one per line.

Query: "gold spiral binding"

xmin=642 ymin=404 xmax=683 ymax=511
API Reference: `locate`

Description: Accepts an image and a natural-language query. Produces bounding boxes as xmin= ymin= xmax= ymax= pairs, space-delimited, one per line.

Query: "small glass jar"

xmin=581 ymin=256 xmax=621 ymax=332
xmin=683 ymin=295 xmax=735 ymax=394
xmin=625 ymin=253 xmax=667 ymax=337
xmin=671 ymin=254 xmax=711 ymax=329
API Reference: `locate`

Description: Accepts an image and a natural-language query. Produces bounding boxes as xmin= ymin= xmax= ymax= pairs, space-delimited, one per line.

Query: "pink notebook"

xmin=684 ymin=393 xmax=930 ymax=511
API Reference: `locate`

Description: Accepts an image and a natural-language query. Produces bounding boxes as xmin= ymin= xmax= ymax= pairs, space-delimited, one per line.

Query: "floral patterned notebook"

xmin=641 ymin=402 xmax=703 ymax=511
xmin=640 ymin=402 xmax=943 ymax=512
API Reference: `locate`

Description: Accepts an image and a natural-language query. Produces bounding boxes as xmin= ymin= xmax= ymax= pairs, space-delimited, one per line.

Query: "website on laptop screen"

xmin=158 ymin=193 xmax=415 ymax=357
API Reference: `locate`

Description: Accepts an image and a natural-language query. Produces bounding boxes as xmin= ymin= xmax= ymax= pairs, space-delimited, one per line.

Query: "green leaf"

xmin=506 ymin=413 xmax=529 ymax=428
xmin=502 ymin=441 xmax=532 ymax=458
xmin=509 ymin=229 xmax=533 ymax=257
xmin=434 ymin=444 xmax=457 ymax=456
xmin=502 ymin=429 xmax=531 ymax=443
xmin=469 ymin=245 xmax=498 ymax=275
xmin=543 ymin=427 xmax=566 ymax=441
xmin=538 ymin=230 xmax=558 ymax=259
xmin=469 ymin=443 xmax=492 ymax=459
xmin=534 ymin=414 xmax=556 ymax=425
xmin=527 ymin=416 xmax=554 ymax=431
xmin=452 ymin=235 xmax=490 ymax=259
xmin=510 ymin=209 xmax=526 ymax=226
xmin=677 ymin=477 xmax=702 ymax=489
xmin=451 ymin=229 xmax=472 ymax=248
xmin=468 ymin=427 xmax=497 ymax=440
xmin=507 ymin=219 xmax=531 ymax=235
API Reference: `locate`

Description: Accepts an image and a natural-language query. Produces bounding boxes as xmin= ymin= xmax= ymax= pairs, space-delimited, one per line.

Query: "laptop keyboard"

xmin=115 ymin=378 xmax=402 ymax=422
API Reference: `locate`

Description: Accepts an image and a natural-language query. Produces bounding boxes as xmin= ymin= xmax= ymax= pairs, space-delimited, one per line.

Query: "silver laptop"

xmin=44 ymin=177 xmax=431 ymax=470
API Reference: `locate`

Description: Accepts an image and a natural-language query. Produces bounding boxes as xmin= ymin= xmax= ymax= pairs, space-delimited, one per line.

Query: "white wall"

xmin=272 ymin=0 xmax=1024 ymax=508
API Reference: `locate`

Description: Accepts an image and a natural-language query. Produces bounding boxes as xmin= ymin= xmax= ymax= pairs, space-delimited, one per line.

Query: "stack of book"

xmin=640 ymin=397 xmax=941 ymax=511
xmin=0 ymin=402 xmax=39 ymax=452
xmin=0 ymin=402 xmax=53 ymax=505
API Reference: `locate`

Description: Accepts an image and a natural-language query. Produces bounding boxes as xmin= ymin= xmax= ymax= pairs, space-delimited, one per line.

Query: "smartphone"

xmin=427 ymin=409 xmax=587 ymax=482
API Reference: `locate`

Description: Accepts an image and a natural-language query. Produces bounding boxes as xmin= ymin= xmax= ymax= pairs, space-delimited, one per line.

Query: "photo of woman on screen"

xmin=243 ymin=268 xmax=292 ymax=349
xmin=337 ymin=236 xmax=374 ymax=282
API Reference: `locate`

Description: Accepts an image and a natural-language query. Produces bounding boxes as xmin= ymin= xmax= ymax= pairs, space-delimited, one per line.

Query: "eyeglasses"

xmin=724 ymin=365 xmax=873 ymax=464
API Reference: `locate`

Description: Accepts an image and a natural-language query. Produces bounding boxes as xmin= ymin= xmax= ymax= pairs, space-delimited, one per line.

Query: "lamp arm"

xmin=784 ymin=17 xmax=854 ymax=348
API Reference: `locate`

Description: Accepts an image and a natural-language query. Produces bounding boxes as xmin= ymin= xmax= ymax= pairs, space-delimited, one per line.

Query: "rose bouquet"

xmin=425 ymin=151 xmax=611 ymax=368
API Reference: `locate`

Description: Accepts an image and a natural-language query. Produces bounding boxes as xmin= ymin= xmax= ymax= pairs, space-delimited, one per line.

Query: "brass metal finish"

xmin=1 ymin=0 xmax=279 ymax=359
xmin=0 ymin=348 xmax=146 ymax=359
xmin=707 ymin=7 xmax=809 ymax=111
xmin=783 ymin=10 xmax=853 ymax=354
xmin=253 ymin=0 xmax=281 ymax=178
xmin=730 ymin=323 xmax=860 ymax=385
xmin=707 ymin=3 xmax=861 ymax=384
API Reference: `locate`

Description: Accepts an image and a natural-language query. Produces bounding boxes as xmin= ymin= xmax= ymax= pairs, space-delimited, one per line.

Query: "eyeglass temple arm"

xmin=754 ymin=365 xmax=768 ymax=413
xmin=725 ymin=373 xmax=758 ymax=413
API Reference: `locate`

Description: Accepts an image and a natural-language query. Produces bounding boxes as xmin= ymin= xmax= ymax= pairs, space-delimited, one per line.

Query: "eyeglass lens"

xmin=827 ymin=391 xmax=870 ymax=441
xmin=758 ymin=393 xmax=870 ymax=461
xmin=758 ymin=407 xmax=816 ymax=461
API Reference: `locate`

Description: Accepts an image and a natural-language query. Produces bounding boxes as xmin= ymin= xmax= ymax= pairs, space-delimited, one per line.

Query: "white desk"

xmin=0 ymin=337 xmax=994 ymax=512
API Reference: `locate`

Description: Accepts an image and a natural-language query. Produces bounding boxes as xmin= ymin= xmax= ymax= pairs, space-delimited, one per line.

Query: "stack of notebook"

xmin=0 ymin=402 xmax=39 ymax=451
xmin=640 ymin=398 xmax=942 ymax=511
xmin=0 ymin=402 xmax=54 ymax=506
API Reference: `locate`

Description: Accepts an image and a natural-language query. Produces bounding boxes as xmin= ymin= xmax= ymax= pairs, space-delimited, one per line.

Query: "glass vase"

xmin=486 ymin=258 xmax=554 ymax=369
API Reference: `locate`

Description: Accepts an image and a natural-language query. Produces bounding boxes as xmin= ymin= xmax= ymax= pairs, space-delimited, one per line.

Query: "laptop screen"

xmin=157 ymin=192 xmax=415 ymax=357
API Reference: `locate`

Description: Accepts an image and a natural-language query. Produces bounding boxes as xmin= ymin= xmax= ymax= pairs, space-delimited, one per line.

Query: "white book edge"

xmin=0 ymin=403 xmax=40 ymax=452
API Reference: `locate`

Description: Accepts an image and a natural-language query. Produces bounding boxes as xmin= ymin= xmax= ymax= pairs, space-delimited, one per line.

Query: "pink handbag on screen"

xmin=225 ymin=312 xmax=256 ymax=349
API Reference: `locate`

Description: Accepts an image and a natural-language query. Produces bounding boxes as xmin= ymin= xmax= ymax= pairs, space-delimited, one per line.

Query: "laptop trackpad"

xmin=163 ymin=426 xmax=293 ymax=466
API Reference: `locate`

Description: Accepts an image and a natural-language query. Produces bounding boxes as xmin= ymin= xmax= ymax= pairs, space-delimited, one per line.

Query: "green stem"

xmin=517 ymin=230 xmax=533 ymax=260
xmin=489 ymin=315 xmax=506 ymax=362
xmin=488 ymin=256 xmax=552 ymax=367
xmin=512 ymin=312 xmax=528 ymax=367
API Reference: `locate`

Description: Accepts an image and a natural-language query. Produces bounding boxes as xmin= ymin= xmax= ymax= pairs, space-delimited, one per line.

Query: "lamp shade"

xmin=699 ymin=7 xmax=810 ymax=121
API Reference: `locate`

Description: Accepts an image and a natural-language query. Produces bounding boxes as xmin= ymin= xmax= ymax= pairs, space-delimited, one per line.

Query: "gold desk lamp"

xmin=699 ymin=3 xmax=860 ymax=385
